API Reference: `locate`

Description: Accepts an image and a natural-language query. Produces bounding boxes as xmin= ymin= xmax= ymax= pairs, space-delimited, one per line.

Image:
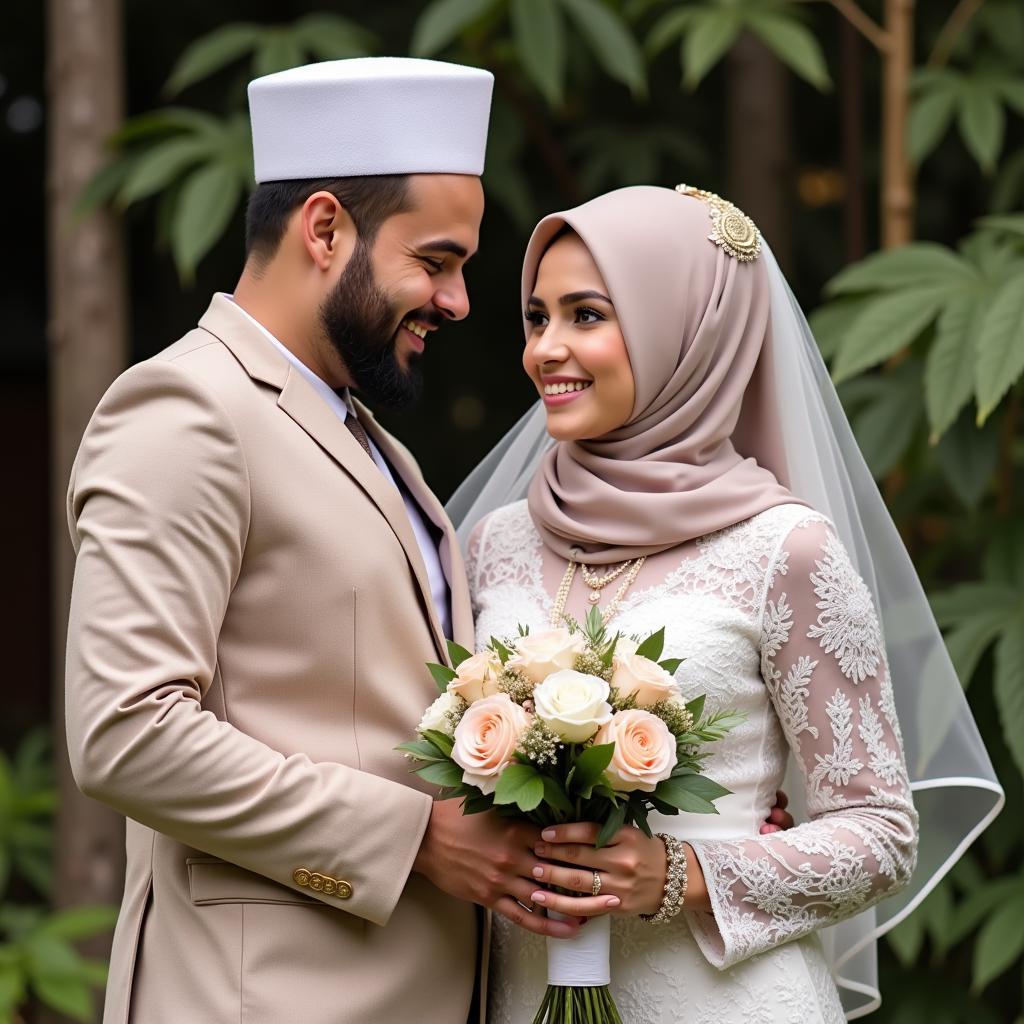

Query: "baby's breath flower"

xmin=650 ymin=698 xmax=695 ymax=736
xmin=517 ymin=718 xmax=561 ymax=767
xmin=610 ymin=688 xmax=639 ymax=712
xmin=573 ymin=650 xmax=612 ymax=682
xmin=445 ymin=695 xmax=470 ymax=732
xmin=497 ymin=667 xmax=534 ymax=705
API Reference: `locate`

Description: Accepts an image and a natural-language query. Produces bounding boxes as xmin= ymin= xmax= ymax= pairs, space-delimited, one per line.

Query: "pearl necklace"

xmin=550 ymin=555 xmax=646 ymax=628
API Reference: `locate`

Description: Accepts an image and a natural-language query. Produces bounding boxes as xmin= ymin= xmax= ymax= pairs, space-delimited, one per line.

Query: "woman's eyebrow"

xmin=526 ymin=294 xmax=547 ymax=308
xmin=559 ymin=289 xmax=612 ymax=305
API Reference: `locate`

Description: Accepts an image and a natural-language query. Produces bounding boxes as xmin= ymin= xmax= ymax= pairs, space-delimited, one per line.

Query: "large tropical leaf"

xmin=924 ymin=292 xmax=983 ymax=439
xmin=994 ymin=623 xmax=1024 ymax=777
xmin=744 ymin=9 xmax=831 ymax=91
xmin=824 ymin=242 xmax=973 ymax=296
xmin=164 ymin=23 xmax=264 ymax=96
xmin=680 ymin=9 xmax=741 ymax=89
xmin=972 ymin=887 xmax=1024 ymax=991
xmin=511 ymin=0 xmax=566 ymax=106
xmin=411 ymin=0 xmax=502 ymax=56
xmin=958 ymin=84 xmax=1005 ymax=174
xmin=171 ymin=162 xmax=244 ymax=282
xmin=974 ymin=271 xmax=1024 ymax=423
xmin=832 ymin=287 xmax=947 ymax=383
xmin=559 ymin=0 xmax=647 ymax=97
xmin=909 ymin=88 xmax=957 ymax=164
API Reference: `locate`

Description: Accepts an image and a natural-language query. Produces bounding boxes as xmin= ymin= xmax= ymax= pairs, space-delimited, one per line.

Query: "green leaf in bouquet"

xmin=595 ymin=802 xmax=627 ymax=849
xmin=490 ymin=636 xmax=513 ymax=664
xmin=635 ymin=627 xmax=665 ymax=662
xmin=669 ymin=773 xmax=731 ymax=802
xmin=437 ymin=784 xmax=475 ymax=801
xmin=494 ymin=763 xmax=545 ymax=812
xmin=446 ymin=640 xmax=474 ymax=669
xmin=659 ymin=657 xmax=683 ymax=675
xmin=570 ymin=742 xmax=615 ymax=797
xmin=420 ymin=729 xmax=455 ymax=757
xmin=685 ymin=694 xmax=706 ymax=720
xmin=649 ymin=795 xmax=679 ymax=817
xmin=631 ymin=799 xmax=654 ymax=839
xmin=541 ymin=776 xmax=575 ymax=817
xmin=414 ymin=760 xmax=465 ymax=788
xmin=396 ymin=738 xmax=444 ymax=762
xmin=463 ymin=792 xmax=495 ymax=815
xmin=655 ymin=776 xmax=720 ymax=814
xmin=427 ymin=662 xmax=457 ymax=693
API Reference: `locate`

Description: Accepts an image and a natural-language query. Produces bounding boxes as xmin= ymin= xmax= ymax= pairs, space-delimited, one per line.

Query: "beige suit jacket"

xmin=65 ymin=295 xmax=481 ymax=1024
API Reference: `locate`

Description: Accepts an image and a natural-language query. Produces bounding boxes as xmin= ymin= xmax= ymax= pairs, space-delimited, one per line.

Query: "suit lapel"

xmin=198 ymin=295 xmax=450 ymax=661
xmin=357 ymin=408 xmax=475 ymax=653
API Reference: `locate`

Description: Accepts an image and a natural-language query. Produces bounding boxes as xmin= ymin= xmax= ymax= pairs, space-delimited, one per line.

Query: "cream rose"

xmin=533 ymin=670 xmax=613 ymax=743
xmin=448 ymin=650 xmax=502 ymax=703
xmin=595 ymin=709 xmax=675 ymax=792
xmin=615 ymin=636 xmax=640 ymax=658
xmin=417 ymin=690 xmax=462 ymax=737
xmin=451 ymin=693 xmax=530 ymax=794
xmin=506 ymin=628 xmax=586 ymax=684
xmin=611 ymin=652 xmax=677 ymax=707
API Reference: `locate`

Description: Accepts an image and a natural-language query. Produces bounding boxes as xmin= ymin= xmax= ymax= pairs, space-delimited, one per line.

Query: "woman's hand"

xmin=530 ymin=822 xmax=669 ymax=918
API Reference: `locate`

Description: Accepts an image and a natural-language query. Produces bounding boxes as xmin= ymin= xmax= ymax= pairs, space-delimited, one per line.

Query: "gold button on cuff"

xmin=322 ymin=878 xmax=337 ymax=896
xmin=293 ymin=868 xmax=312 ymax=887
xmin=309 ymin=872 xmax=325 ymax=891
xmin=335 ymin=880 xmax=353 ymax=899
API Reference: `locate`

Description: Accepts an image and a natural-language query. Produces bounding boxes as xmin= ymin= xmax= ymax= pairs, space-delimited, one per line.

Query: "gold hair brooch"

xmin=675 ymin=184 xmax=762 ymax=263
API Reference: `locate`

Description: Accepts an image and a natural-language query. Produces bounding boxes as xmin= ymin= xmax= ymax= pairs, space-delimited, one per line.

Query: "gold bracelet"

xmin=639 ymin=833 xmax=688 ymax=924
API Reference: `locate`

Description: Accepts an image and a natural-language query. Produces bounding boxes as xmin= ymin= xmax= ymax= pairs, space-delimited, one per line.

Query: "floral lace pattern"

xmin=470 ymin=501 xmax=917 ymax=1023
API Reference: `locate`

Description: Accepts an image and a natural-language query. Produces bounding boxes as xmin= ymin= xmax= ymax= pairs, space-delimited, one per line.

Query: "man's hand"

xmin=759 ymin=790 xmax=795 ymax=834
xmin=413 ymin=799 xmax=581 ymax=939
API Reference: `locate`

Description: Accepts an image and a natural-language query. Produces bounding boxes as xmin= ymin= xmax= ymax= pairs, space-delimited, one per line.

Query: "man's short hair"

xmin=244 ymin=174 xmax=411 ymax=266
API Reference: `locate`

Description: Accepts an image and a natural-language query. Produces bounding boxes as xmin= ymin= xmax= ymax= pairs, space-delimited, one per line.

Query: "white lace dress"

xmin=468 ymin=501 xmax=918 ymax=1024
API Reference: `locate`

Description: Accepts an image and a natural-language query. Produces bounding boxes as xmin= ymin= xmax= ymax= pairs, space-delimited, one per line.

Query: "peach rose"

xmin=506 ymin=628 xmax=585 ymax=684
xmin=451 ymin=694 xmax=531 ymax=795
xmin=595 ymin=709 xmax=675 ymax=793
xmin=611 ymin=652 xmax=677 ymax=707
xmin=448 ymin=651 xmax=503 ymax=703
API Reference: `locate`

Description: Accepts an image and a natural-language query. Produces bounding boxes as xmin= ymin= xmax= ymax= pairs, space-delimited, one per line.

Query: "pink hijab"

xmin=525 ymin=186 xmax=803 ymax=565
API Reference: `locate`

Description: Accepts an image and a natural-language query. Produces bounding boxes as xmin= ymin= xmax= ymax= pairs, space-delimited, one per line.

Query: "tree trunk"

xmin=46 ymin=0 xmax=128 ymax=1010
xmin=881 ymin=0 xmax=915 ymax=247
xmin=727 ymin=31 xmax=792 ymax=272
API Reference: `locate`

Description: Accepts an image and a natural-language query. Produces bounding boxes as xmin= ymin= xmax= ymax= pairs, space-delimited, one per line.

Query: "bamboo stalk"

xmin=880 ymin=0 xmax=915 ymax=248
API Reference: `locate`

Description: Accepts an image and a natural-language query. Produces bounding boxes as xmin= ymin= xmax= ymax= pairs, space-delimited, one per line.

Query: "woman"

xmin=450 ymin=186 xmax=1002 ymax=1022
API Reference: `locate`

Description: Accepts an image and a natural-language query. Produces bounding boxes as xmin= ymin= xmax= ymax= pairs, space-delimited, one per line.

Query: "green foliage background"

xmin=8 ymin=0 xmax=1024 ymax=1020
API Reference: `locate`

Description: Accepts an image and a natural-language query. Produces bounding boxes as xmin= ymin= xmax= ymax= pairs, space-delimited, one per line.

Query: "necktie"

xmin=345 ymin=414 xmax=374 ymax=460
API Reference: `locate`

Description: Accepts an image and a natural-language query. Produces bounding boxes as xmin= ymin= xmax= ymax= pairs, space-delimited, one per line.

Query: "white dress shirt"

xmin=227 ymin=297 xmax=451 ymax=637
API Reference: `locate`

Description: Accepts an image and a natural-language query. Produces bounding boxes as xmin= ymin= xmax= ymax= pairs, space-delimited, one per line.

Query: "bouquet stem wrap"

xmin=534 ymin=913 xmax=622 ymax=1024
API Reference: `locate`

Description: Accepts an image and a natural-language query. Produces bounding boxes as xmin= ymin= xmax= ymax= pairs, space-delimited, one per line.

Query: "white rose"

xmin=611 ymin=652 xmax=677 ymax=707
xmin=533 ymin=669 xmax=613 ymax=743
xmin=417 ymin=690 xmax=462 ymax=736
xmin=506 ymin=628 xmax=586 ymax=684
xmin=448 ymin=651 xmax=503 ymax=703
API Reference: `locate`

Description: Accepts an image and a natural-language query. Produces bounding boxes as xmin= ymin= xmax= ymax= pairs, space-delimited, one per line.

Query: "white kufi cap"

xmin=248 ymin=57 xmax=494 ymax=183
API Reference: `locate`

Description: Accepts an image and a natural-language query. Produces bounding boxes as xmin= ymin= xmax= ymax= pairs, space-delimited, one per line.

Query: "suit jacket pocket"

xmin=186 ymin=857 xmax=321 ymax=907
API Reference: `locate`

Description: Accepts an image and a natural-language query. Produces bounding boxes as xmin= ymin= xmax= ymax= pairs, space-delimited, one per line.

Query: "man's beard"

xmin=319 ymin=242 xmax=425 ymax=409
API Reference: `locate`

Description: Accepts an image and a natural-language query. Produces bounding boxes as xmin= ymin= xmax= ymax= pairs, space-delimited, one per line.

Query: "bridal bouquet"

xmin=400 ymin=610 xmax=741 ymax=1024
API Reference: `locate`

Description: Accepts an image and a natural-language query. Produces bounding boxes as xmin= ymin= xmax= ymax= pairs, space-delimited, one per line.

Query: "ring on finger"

xmin=514 ymin=898 xmax=535 ymax=913
xmin=591 ymin=871 xmax=602 ymax=897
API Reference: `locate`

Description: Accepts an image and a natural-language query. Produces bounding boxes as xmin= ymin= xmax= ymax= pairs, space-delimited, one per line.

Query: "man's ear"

xmin=298 ymin=191 xmax=357 ymax=272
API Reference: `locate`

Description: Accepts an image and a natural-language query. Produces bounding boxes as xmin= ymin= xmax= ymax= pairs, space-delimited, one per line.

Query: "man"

xmin=66 ymin=56 xmax=793 ymax=1024
xmin=65 ymin=58 xmax=577 ymax=1024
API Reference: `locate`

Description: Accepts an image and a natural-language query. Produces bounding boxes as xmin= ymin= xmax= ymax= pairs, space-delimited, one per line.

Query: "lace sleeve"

xmin=684 ymin=518 xmax=918 ymax=969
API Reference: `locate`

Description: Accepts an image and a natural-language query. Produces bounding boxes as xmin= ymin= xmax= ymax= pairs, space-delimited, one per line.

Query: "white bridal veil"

xmin=446 ymin=242 xmax=1005 ymax=1019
